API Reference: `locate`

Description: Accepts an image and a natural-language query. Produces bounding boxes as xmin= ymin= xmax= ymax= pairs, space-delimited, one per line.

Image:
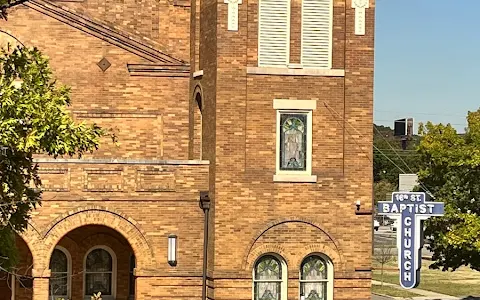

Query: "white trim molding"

xmin=247 ymin=67 xmax=344 ymax=77
xmin=273 ymin=174 xmax=317 ymax=183
xmin=273 ymin=99 xmax=317 ymax=110
xmin=274 ymin=99 xmax=316 ymax=183
xmin=84 ymin=245 xmax=117 ymax=300
xmin=193 ymin=70 xmax=204 ymax=78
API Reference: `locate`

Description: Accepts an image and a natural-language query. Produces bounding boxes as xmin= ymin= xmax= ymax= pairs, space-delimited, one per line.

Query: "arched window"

xmin=193 ymin=89 xmax=203 ymax=160
xmin=84 ymin=246 xmax=116 ymax=300
xmin=253 ymin=255 xmax=287 ymax=300
xmin=49 ymin=246 xmax=71 ymax=299
xmin=299 ymin=255 xmax=333 ymax=300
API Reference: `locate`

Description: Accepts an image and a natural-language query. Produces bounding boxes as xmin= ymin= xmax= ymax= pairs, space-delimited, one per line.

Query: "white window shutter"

xmin=258 ymin=0 xmax=290 ymax=67
xmin=301 ymin=0 xmax=332 ymax=68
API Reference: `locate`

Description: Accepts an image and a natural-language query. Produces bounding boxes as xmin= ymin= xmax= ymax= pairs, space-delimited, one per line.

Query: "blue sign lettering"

xmin=377 ymin=192 xmax=444 ymax=289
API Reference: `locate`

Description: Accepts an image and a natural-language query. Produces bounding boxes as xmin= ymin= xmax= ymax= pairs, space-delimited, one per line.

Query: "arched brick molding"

xmin=245 ymin=244 xmax=291 ymax=271
xmin=18 ymin=221 xmax=45 ymax=272
xmin=39 ymin=206 xmax=156 ymax=271
xmin=296 ymin=244 xmax=345 ymax=273
xmin=242 ymin=217 xmax=344 ymax=270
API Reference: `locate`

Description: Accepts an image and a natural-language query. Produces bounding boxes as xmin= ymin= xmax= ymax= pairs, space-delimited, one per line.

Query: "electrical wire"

xmin=324 ymin=102 xmax=436 ymax=198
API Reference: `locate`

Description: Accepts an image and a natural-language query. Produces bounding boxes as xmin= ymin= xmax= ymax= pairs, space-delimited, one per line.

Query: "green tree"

xmin=374 ymin=179 xmax=396 ymax=204
xmin=418 ymin=109 xmax=480 ymax=271
xmin=0 ymin=0 xmax=26 ymax=20
xmin=0 ymin=46 xmax=108 ymax=269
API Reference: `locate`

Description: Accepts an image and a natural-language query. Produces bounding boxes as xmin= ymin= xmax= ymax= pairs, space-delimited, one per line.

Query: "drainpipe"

xmin=199 ymin=191 xmax=211 ymax=300
xmin=11 ymin=274 xmax=15 ymax=300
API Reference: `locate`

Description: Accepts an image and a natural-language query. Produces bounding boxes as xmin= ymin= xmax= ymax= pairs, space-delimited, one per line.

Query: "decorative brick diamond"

xmin=97 ymin=57 xmax=111 ymax=72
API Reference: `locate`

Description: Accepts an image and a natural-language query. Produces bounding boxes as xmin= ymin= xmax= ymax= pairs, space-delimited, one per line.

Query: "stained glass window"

xmin=49 ymin=248 xmax=69 ymax=297
xmin=85 ymin=248 xmax=113 ymax=296
xmin=300 ymin=256 xmax=328 ymax=300
xmin=280 ymin=113 xmax=307 ymax=171
xmin=254 ymin=255 xmax=283 ymax=300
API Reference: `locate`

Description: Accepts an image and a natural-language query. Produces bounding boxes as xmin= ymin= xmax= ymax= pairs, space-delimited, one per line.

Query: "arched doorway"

xmin=48 ymin=225 xmax=136 ymax=300
xmin=0 ymin=234 xmax=34 ymax=300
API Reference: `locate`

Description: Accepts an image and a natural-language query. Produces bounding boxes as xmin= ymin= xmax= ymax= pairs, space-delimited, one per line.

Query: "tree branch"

xmin=1 ymin=0 xmax=30 ymax=20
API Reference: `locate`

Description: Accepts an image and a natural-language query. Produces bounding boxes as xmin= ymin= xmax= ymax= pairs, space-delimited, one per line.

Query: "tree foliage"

xmin=373 ymin=125 xmax=420 ymax=185
xmin=0 ymin=46 xmax=106 ymax=269
xmin=0 ymin=0 xmax=28 ymax=20
xmin=418 ymin=109 xmax=480 ymax=271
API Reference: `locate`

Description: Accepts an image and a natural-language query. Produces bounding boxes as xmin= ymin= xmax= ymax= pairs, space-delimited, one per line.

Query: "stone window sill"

xmin=273 ymin=174 xmax=318 ymax=183
xmin=247 ymin=67 xmax=345 ymax=77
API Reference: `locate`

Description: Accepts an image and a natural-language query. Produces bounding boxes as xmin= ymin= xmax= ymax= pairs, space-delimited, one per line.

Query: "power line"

xmin=373 ymin=123 xmax=435 ymax=198
xmin=324 ymin=102 xmax=435 ymax=198
xmin=374 ymin=109 xmax=467 ymax=117
xmin=323 ymin=103 xmax=408 ymax=174
xmin=374 ymin=119 xmax=467 ymax=127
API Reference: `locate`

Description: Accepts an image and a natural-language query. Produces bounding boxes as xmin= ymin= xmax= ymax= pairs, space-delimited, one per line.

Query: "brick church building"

xmin=0 ymin=0 xmax=374 ymax=299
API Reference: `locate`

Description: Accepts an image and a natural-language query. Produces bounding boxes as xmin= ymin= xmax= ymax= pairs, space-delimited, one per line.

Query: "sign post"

xmin=377 ymin=192 xmax=444 ymax=289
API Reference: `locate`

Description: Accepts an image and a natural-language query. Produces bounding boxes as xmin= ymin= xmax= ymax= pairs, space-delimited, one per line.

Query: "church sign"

xmin=377 ymin=192 xmax=444 ymax=289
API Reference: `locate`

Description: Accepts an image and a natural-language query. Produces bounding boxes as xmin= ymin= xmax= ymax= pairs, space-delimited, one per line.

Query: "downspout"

xmin=10 ymin=274 xmax=15 ymax=300
xmin=199 ymin=191 xmax=211 ymax=300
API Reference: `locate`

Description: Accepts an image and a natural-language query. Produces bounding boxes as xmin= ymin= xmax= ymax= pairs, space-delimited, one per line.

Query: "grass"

xmin=372 ymin=285 xmax=421 ymax=298
xmin=373 ymin=258 xmax=480 ymax=297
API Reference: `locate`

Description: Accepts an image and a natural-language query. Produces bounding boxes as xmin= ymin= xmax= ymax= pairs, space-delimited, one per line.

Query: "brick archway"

xmin=17 ymin=221 xmax=45 ymax=272
xmin=242 ymin=217 xmax=344 ymax=269
xmin=245 ymin=244 xmax=291 ymax=271
xmin=38 ymin=207 xmax=156 ymax=271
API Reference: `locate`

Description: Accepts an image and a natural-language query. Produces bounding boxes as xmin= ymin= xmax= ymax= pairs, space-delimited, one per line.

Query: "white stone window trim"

xmin=83 ymin=245 xmax=117 ymax=300
xmin=274 ymin=99 xmax=317 ymax=183
xmin=252 ymin=253 xmax=288 ymax=300
xmin=299 ymin=253 xmax=334 ymax=300
xmin=247 ymin=67 xmax=345 ymax=77
xmin=50 ymin=246 xmax=72 ymax=300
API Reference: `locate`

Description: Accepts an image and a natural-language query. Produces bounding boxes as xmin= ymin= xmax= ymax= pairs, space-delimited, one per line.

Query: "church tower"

xmin=190 ymin=0 xmax=375 ymax=299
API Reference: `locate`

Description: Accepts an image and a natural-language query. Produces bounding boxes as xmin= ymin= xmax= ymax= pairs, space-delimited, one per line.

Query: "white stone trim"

xmin=84 ymin=245 xmax=117 ymax=300
xmin=273 ymin=174 xmax=317 ymax=183
xmin=34 ymin=158 xmax=210 ymax=165
xmin=193 ymin=70 xmax=204 ymax=78
xmin=273 ymin=99 xmax=317 ymax=110
xmin=247 ymin=67 xmax=344 ymax=77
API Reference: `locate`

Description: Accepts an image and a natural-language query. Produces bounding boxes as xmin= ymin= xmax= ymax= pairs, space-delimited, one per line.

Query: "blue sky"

xmin=374 ymin=0 xmax=480 ymax=133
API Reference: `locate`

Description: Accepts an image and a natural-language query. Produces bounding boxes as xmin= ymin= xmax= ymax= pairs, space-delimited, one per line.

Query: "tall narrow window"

xmin=193 ymin=91 xmax=203 ymax=160
xmin=301 ymin=0 xmax=333 ymax=68
xmin=258 ymin=0 xmax=290 ymax=67
xmin=274 ymin=99 xmax=316 ymax=182
xmin=49 ymin=247 xmax=71 ymax=299
xmin=300 ymin=255 xmax=333 ymax=300
xmin=85 ymin=247 xmax=116 ymax=299
xmin=253 ymin=255 xmax=286 ymax=300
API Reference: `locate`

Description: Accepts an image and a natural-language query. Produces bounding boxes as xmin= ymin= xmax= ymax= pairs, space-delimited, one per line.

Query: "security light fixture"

xmin=168 ymin=234 xmax=177 ymax=266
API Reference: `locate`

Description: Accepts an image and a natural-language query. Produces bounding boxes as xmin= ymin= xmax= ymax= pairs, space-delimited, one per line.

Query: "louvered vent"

xmin=258 ymin=0 xmax=290 ymax=67
xmin=301 ymin=0 xmax=332 ymax=68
